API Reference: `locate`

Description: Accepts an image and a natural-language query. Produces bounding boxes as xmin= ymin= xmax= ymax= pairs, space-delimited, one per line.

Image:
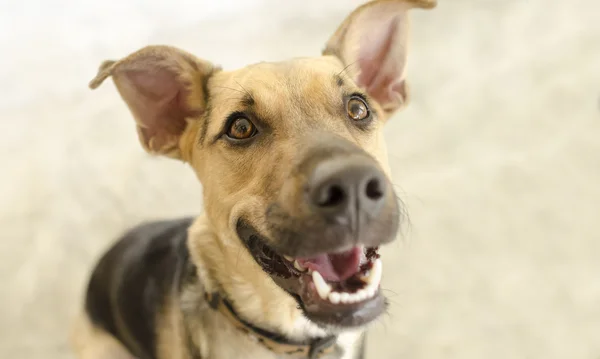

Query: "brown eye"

xmin=226 ymin=117 xmax=257 ymax=140
xmin=347 ymin=97 xmax=369 ymax=121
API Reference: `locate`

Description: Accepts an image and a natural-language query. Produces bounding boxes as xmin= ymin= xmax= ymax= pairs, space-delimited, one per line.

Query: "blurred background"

xmin=1 ymin=0 xmax=599 ymax=358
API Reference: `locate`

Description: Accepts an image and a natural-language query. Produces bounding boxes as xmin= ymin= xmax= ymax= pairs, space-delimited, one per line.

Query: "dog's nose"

xmin=308 ymin=158 xmax=387 ymax=224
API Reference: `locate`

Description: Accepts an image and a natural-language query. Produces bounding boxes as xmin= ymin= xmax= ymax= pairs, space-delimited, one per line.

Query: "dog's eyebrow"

xmin=334 ymin=74 xmax=345 ymax=87
xmin=240 ymin=93 xmax=255 ymax=107
xmin=205 ymin=93 xmax=259 ymax=145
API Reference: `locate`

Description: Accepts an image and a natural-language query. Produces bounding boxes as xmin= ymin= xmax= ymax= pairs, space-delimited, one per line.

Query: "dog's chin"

xmin=236 ymin=220 xmax=388 ymax=330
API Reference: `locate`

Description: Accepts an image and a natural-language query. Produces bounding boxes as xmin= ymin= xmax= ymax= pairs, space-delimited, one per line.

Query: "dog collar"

xmin=205 ymin=292 xmax=337 ymax=359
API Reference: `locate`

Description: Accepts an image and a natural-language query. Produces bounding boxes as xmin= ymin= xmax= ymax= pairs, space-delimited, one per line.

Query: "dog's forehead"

xmin=204 ymin=56 xmax=355 ymax=134
xmin=223 ymin=56 xmax=345 ymax=81
xmin=209 ymin=56 xmax=349 ymax=102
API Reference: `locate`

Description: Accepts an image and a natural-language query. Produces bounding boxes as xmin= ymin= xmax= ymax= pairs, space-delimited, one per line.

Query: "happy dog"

xmin=71 ymin=1 xmax=436 ymax=358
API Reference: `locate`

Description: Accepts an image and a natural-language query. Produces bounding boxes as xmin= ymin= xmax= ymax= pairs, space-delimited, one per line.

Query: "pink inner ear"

xmin=355 ymin=13 xmax=407 ymax=109
xmin=122 ymin=68 xmax=190 ymax=151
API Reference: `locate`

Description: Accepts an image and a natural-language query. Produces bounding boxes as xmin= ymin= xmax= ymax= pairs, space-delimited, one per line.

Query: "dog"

xmin=71 ymin=1 xmax=436 ymax=358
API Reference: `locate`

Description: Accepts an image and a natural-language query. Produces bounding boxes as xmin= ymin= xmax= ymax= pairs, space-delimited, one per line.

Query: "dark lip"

xmin=298 ymin=289 xmax=386 ymax=328
xmin=235 ymin=219 xmax=388 ymax=329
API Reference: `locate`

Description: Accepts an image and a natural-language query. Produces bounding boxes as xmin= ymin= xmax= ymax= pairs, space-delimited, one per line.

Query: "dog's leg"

xmin=70 ymin=312 xmax=135 ymax=359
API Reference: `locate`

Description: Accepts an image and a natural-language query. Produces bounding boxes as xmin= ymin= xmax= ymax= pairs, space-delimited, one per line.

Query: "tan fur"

xmin=76 ymin=1 xmax=436 ymax=358
xmin=70 ymin=313 xmax=134 ymax=359
xmin=156 ymin=297 xmax=192 ymax=359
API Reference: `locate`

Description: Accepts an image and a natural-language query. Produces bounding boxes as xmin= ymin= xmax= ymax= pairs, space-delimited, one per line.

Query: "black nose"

xmin=308 ymin=157 xmax=387 ymax=224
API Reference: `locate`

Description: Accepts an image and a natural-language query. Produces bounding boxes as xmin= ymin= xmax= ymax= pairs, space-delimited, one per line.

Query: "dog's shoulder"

xmin=85 ymin=217 xmax=195 ymax=358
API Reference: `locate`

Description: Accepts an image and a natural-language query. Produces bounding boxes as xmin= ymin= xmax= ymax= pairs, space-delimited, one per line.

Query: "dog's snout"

xmin=308 ymin=158 xmax=387 ymax=224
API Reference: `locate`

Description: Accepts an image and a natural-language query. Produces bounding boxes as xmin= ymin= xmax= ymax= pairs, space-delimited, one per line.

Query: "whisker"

xmin=234 ymin=80 xmax=252 ymax=98
xmin=337 ymin=60 xmax=360 ymax=80
xmin=381 ymin=288 xmax=400 ymax=297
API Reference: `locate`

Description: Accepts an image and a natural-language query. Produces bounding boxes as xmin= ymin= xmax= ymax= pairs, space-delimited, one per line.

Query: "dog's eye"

xmin=226 ymin=117 xmax=257 ymax=140
xmin=346 ymin=97 xmax=370 ymax=122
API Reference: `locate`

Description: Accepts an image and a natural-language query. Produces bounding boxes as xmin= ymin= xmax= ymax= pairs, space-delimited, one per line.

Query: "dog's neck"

xmin=186 ymin=215 xmax=365 ymax=358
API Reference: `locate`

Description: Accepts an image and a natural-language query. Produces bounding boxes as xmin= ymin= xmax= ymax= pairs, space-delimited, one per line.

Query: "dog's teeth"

xmin=312 ymin=271 xmax=332 ymax=299
xmin=294 ymin=260 xmax=307 ymax=272
xmin=318 ymin=259 xmax=382 ymax=305
xmin=340 ymin=293 xmax=350 ymax=303
xmin=329 ymin=292 xmax=341 ymax=304
xmin=365 ymin=258 xmax=382 ymax=289
xmin=283 ymin=255 xmax=294 ymax=262
xmin=326 ymin=287 xmax=380 ymax=305
xmin=359 ymin=272 xmax=369 ymax=282
xmin=348 ymin=293 xmax=360 ymax=303
xmin=366 ymin=286 xmax=376 ymax=298
xmin=359 ymin=246 xmax=367 ymax=264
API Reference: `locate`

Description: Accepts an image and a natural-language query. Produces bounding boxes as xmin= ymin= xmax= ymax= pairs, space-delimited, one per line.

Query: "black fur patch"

xmin=85 ymin=217 xmax=194 ymax=359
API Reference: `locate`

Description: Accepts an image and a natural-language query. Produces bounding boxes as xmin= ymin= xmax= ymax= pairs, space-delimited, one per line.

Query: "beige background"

xmin=1 ymin=0 xmax=599 ymax=358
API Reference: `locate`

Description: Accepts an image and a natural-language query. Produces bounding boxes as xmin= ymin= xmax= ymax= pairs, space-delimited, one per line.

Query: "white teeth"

xmin=366 ymin=258 xmax=382 ymax=290
xmin=356 ymin=289 xmax=367 ymax=301
xmin=366 ymin=287 xmax=376 ymax=298
xmin=294 ymin=260 xmax=307 ymax=272
xmin=340 ymin=293 xmax=350 ymax=303
xmin=358 ymin=246 xmax=367 ymax=264
xmin=283 ymin=255 xmax=294 ymax=262
xmin=359 ymin=258 xmax=382 ymax=286
xmin=312 ymin=271 xmax=332 ymax=299
xmin=329 ymin=292 xmax=341 ymax=304
xmin=321 ymin=258 xmax=383 ymax=305
xmin=335 ymin=288 xmax=372 ymax=304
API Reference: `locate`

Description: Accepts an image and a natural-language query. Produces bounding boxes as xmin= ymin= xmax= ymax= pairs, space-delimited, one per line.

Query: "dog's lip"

xmin=292 ymin=265 xmax=386 ymax=328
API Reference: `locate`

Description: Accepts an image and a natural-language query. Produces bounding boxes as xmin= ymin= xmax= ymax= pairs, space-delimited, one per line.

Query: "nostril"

xmin=318 ymin=184 xmax=346 ymax=207
xmin=365 ymin=178 xmax=384 ymax=201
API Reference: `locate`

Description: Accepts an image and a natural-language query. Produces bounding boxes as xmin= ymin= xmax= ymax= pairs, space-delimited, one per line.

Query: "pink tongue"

xmin=297 ymin=247 xmax=362 ymax=282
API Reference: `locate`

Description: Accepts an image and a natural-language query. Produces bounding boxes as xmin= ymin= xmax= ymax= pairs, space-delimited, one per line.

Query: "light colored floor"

xmin=1 ymin=0 xmax=599 ymax=358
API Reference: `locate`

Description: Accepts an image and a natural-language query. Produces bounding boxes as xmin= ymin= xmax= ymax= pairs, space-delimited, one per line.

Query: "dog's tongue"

xmin=297 ymin=247 xmax=362 ymax=282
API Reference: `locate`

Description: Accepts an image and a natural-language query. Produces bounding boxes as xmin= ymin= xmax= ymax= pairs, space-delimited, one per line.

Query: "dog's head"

xmin=91 ymin=0 xmax=435 ymax=332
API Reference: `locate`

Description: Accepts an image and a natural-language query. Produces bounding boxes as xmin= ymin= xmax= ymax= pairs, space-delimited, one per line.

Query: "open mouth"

xmin=244 ymin=231 xmax=385 ymax=327
xmin=285 ymin=246 xmax=381 ymax=305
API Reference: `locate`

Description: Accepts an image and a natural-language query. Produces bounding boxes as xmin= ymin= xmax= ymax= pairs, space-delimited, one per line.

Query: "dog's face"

xmin=91 ymin=0 xmax=435 ymax=331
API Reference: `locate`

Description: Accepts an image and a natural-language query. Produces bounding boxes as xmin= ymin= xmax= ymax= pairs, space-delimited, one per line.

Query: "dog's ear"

xmin=89 ymin=45 xmax=217 ymax=159
xmin=324 ymin=0 xmax=436 ymax=114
